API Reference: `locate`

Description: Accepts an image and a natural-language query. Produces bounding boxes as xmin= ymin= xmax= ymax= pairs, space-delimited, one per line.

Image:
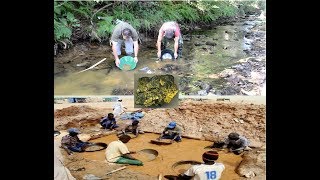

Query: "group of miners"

xmin=61 ymin=118 xmax=249 ymax=180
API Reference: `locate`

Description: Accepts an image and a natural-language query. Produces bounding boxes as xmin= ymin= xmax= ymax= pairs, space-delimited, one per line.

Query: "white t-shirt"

xmin=113 ymin=102 xmax=125 ymax=116
xmin=105 ymin=140 xmax=130 ymax=162
xmin=184 ymin=163 xmax=225 ymax=180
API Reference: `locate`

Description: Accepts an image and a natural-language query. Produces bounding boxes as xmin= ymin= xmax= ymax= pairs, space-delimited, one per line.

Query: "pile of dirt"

xmin=54 ymin=105 xmax=97 ymax=118
xmin=54 ymin=105 xmax=107 ymax=131
xmin=237 ymin=148 xmax=266 ymax=179
xmin=140 ymin=99 xmax=266 ymax=145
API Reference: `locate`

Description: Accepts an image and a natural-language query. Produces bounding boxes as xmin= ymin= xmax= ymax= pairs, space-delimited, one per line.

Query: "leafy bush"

xmin=54 ymin=1 xmax=80 ymax=41
xmin=53 ymin=0 xmax=263 ymax=49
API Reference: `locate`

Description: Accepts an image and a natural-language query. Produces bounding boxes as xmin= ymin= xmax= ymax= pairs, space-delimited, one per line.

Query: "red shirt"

xmin=159 ymin=22 xmax=181 ymax=37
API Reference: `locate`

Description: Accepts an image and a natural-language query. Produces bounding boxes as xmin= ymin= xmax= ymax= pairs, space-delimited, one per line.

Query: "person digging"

xmin=157 ymin=121 xmax=182 ymax=143
xmin=105 ymin=134 xmax=143 ymax=166
xmin=211 ymin=132 xmax=251 ymax=155
xmin=61 ymin=128 xmax=91 ymax=155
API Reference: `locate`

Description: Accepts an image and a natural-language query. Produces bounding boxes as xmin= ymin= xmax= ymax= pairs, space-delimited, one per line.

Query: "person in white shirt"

xmin=105 ymin=134 xmax=143 ymax=166
xmin=113 ymin=98 xmax=127 ymax=118
xmin=180 ymin=151 xmax=225 ymax=180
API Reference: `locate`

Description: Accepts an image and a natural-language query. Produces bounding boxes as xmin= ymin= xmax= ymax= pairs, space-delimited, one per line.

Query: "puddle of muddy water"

xmin=81 ymin=133 xmax=242 ymax=179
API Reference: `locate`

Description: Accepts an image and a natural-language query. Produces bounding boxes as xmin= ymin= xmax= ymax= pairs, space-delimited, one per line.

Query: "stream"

xmin=54 ymin=14 xmax=266 ymax=96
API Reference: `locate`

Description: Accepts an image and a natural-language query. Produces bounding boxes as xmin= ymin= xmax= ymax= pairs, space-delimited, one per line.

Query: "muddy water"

xmin=82 ymin=133 xmax=242 ymax=179
xmin=54 ymin=15 xmax=264 ymax=95
xmin=54 ymin=45 xmax=188 ymax=95
xmin=190 ymin=22 xmax=249 ymax=76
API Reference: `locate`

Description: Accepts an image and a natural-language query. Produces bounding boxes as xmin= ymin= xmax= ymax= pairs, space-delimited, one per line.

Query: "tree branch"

xmin=91 ymin=3 xmax=113 ymax=26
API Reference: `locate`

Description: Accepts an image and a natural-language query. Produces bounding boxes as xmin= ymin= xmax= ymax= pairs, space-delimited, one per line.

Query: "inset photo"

xmin=134 ymin=74 xmax=179 ymax=108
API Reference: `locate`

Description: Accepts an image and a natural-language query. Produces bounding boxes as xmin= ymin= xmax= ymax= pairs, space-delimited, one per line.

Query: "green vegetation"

xmin=54 ymin=0 xmax=264 ymax=50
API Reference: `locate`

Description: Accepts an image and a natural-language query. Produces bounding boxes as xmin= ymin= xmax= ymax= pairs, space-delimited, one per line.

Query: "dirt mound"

xmin=54 ymin=105 xmax=97 ymax=118
xmin=237 ymin=149 xmax=266 ymax=179
xmin=62 ymin=117 xmax=101 ymax=130
xmin=140 ymin=99 xmax=266 ymax=144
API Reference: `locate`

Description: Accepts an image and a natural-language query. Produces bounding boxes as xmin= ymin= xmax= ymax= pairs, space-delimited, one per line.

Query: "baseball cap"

xmin=167 ymin=121 xmax=176 ymax=128
xmin=68 ymin=128 xmax=81 ymax=134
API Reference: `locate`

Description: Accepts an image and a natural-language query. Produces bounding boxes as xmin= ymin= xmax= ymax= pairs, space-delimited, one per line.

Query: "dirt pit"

xmin=63 ymin=133 xmax=242 ymax=179
xmin=55 ymin=99 xmax=266 ymax=179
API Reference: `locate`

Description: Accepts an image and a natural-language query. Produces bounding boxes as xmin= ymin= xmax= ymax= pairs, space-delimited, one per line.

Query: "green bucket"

xmin=119 ymin=56 xmax=137 ymax=70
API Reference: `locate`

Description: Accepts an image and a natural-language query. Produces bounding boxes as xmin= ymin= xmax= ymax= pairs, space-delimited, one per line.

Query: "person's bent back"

xmin=105 ymin=134 xmax=143 ymax=166
xmin=182 ymin=151 xmax=225 ymax=180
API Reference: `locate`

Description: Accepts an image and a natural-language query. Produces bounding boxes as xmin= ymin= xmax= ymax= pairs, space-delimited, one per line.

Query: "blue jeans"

xmin=114 ymin=38 xmax=134 ymax=56
xmin=68 ymin=142 xmax=89 ymax=152
xmin=102 ymin=121 xmax=119 ymax=130
xmin=161 ymin=35 xmax=183 ymax=57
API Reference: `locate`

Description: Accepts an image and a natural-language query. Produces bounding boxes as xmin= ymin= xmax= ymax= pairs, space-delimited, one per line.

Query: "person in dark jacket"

xmin=100 ymin=113 xmax=119 ymax=130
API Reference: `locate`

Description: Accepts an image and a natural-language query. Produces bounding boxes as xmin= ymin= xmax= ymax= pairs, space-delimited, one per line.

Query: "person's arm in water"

xmin=156 ymin=27 xmax=164 ymax=58
xmin=231 ymin=137 xmax=248 ymax=151
xmin=173 ymin=36 xmax=179 ymax=59
xmin=222 ymin=138 xmax=230 ymax=149
xmin=122 ymin=153 xmax=138 ymax=160
xmin=158 ymin=128 xmax=167 ymax=140
xmin=133 ymin=40 xmax=139 ymax=63
xmin=112 ymin=42 xmax=120 ymax=67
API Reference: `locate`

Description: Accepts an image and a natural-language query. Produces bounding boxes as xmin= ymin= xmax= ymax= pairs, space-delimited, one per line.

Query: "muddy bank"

xmin=237 ymin=148 xmax=266 ymax=179
xmin=141 ymin=99 xmax=266 ymax=145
